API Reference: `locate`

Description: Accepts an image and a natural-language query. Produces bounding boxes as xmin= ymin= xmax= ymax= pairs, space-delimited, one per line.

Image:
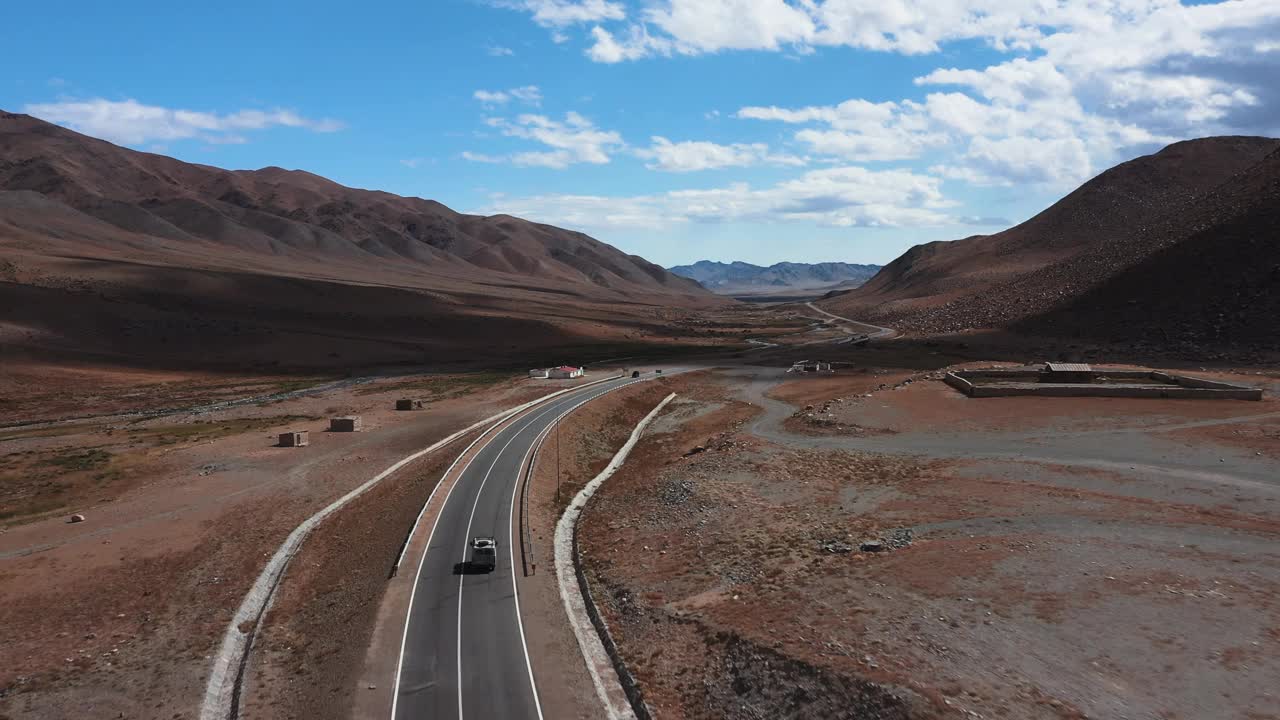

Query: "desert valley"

xmin=2 ymin=107 xmax=1278 ymax=720
xmin=3 ymin=11 xmax=1280 ymax=714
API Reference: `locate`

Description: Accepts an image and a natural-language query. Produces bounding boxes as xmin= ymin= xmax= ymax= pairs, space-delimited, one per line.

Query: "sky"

xmin=3 ymin=0 xmax=1278 ymax=267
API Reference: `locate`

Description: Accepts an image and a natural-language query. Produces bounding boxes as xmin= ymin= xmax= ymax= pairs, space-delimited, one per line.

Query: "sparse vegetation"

xmin=354 ymin=372 xmax=511 ymax=398
xmin=124 ymin=415 xmax=320 ymax=446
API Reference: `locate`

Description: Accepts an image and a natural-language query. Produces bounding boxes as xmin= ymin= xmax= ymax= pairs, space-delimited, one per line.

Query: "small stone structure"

xmin=528 ymin=368 xmax=550 ymax=379
xmin=396 ymin=399 xmax=425 ymax=411
xmin=330 ymin=416 xmax=363 ymax=432
xmin=945 ymin=366 xmax=1262 ymax=400
xmin=279 ymin=430 xmax=310 ymax=447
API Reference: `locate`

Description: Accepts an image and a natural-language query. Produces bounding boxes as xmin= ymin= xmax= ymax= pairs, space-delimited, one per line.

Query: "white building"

xmin=529 ymin=368 xmax=549 ymax=379
xmin=548 ymin=365 xmax=584 ymax=379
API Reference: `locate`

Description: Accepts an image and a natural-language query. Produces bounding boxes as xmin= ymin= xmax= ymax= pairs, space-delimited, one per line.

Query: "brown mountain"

xmin=0 ymin=111 xmax=705 ymax=297
xmin=0 ymin=111 xmax=720 ymax=371
xmin=821 ymin=136 xmax=1280 ymax=349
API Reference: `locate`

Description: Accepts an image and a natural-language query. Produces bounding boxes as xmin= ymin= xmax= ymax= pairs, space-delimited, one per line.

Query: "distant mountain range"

xmin=668 ymin=260 xmax=882 ymax=295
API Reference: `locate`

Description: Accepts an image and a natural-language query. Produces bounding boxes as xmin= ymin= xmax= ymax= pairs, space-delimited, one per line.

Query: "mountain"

xmin=0 ymin=111 xmax=721 ymax=371
xmin=820 ymin=136 xmax=1280 ymax=350
xmin=0 ymin=111 xmax=706 ymax=298
xmin=669 ymin=260 xmax=881 ymax=295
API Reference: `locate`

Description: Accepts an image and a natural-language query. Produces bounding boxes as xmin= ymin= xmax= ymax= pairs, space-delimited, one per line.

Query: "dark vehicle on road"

xmin=470 ymin=536 xmax=497 ymax=572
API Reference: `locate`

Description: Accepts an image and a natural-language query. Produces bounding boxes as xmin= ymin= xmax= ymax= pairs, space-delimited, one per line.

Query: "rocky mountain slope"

xmin=821 ymin=136 xmax=1280 ymax=350
xmin=0 ymin=111 xmax=722 ymax=371
xmin=0 ymin=111 xmax=706 ymax=299
xmin=670 ymin=260 xmax=881 ymax=295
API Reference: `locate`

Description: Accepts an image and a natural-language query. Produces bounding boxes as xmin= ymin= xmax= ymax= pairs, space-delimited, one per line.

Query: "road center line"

xmin=453 ymin=389 xmax=606 ymax=719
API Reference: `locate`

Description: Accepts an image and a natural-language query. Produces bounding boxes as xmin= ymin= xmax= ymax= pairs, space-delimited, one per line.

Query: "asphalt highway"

xmin=392 ymin=374 xmax=645 ymax=720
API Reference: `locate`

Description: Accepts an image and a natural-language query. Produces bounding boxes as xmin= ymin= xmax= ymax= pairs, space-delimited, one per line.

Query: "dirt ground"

xmin=576 ymin=363 xmax=1280 ymax=720
xmin=0 ymin=366 xmax=603 ymax=719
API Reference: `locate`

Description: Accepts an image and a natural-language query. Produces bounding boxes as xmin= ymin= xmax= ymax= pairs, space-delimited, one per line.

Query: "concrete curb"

xmin=554 ymin=392 xmax=676 ymax=720
xmin=199 ymin=376 xmax=621 ymax=720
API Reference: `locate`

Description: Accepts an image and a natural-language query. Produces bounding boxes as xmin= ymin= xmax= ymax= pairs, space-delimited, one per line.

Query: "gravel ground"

xmin=575 ymin=365 xmax=1280 ymax=720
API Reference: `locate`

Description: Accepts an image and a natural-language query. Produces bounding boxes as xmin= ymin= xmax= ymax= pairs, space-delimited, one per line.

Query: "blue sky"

xmin=4 ymin=0 xmax=1278 ymax=266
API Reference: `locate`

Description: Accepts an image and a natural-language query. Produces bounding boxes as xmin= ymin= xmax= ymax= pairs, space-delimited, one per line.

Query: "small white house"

xmin=529 ymin=368 xmax=550 ymax=379
xmin=548 ymin=365 xmax=584 ymax=379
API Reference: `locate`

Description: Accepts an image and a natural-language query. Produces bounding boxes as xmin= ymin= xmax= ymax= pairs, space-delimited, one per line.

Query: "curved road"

xmin=392 ymin=374 xmax=645 ymax=720
xmin=805 ymin=301 xmax=897 ymax=341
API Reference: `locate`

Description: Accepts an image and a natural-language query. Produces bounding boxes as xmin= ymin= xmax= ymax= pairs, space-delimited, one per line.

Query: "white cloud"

xmin=739 ymin=73 xmax=1172 ymax=186
xmin=575 ymin=0 xmax=1277 ymax=63
xmin=465 ymin=111 xmax=624 ymax=169
xmin=473 ymin=85 xmax=543 ymax=106
xmin=561 ymin=0 xmax=1279 ymax=182
xmin=637 ymin=136 xmax=806 ymax=172
xmin=502 ymin=0 xmax=625 ymax=28
xmin=486 ymin=45 xmax=515 ymax=56
xmin=587 ymin=25 xmax=673 ymax=63
xmin=509 ymin=86 xmax=544 ymax=104
xmin=23 ymin=98 xmax=344 ymax=146
xmin=474 ymin=90 xmax=511 ymax=104
xmin=645 ymin=0 xmax=814 ymax=54
xmin=475 ymin=164 xmax=953 ymax=230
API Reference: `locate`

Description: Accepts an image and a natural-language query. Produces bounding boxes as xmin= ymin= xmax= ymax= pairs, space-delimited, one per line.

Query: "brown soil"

xmin=0 ymin=369 xmax=591 ymax=719
xmin=575 ymin=367 xmax=1280 ymax=720
xmin=239 ymin=428 xmax=472 ymax=720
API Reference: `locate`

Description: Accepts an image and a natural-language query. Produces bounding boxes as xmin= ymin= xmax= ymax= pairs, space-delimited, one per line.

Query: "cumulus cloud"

xmin=636 ymin=136 xmax=806 ymax=171
xmin=465 ymin=111 xmax=624 ymax=168
xmin=498 ymin=0 xmax=1278 ymax=185
xmin=739 ymin=64 xmax=1174 ymax=186
xmin=22 ymin=98 xmax=344 ymax=146
xmin=486 ymin=45 xmax=515 ymax=56
xmin=475 ymin=164 xmax=953 ymax=230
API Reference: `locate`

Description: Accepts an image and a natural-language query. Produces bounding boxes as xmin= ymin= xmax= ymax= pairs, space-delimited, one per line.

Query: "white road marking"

xmin=389 ymin=376 xmax=622 ymax=719
xmin=390 ymin=375 xmax=650 ymax=720
xmin=454 ymin=391 xmax=609 ymax=718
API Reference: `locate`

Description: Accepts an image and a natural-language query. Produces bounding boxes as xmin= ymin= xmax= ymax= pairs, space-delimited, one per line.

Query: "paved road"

xmin=392 ymin=374 xmax=645 ymax=720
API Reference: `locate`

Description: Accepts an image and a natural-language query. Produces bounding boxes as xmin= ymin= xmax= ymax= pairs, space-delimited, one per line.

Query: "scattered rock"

xmin=68 ymin=514 xmax=86 ymax=524
xmin=885 ymin=528 xmax=914 ymax=549
xmin=819 ymin=539 xmax=854 ymax=554
xmin=860 ymin=540 xmax=885 ymax=553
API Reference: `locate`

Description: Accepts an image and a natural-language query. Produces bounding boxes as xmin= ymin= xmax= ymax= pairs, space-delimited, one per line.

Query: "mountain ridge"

xmin=0 ymin=110 xmax=725 ymax=371
xmin=670 ymin=259 xmax=882 ymax=295
xmin=820 ymin=135 xmax=1280 ymax=351
xmin=0 ymin=110 xmax=709 ymax=302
